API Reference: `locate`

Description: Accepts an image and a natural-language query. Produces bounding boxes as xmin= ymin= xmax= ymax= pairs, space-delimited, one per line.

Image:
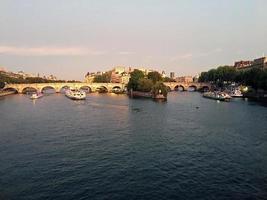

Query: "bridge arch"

xmin=174 ymin=85 xmax=185 ymax=91
xmin=112 ymin=86 xmax=121 ymax=90
xmin=97 ymin=86 xmax=108 ymax=93
xmin=80 ymin=86 xmax=92 ymax=93
xmin=3 ymin=87 xmax=19 ymax=93
xmin=41 ymin=86 xmax=56 ymax=93
xmin=199 ymin=85 xmax=210 ymax=92
xmin=60 ymin=85 xmax=70 ymax=93
xmin=188 ymin=85 xmax=197 ymax=92
xmin=22 ymin=87 xmax=38 ymax=94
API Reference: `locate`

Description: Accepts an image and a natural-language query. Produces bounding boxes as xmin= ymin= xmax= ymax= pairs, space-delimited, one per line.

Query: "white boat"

xmin=229 ymin=89 xmax=243 ymax=97
xmin=65 ymin=89 xmax=86 ymax=100
xmin=30 ymin=92 xmax=43 ymax=99
xmin=203 ymin=91 xmax=232 ymax=101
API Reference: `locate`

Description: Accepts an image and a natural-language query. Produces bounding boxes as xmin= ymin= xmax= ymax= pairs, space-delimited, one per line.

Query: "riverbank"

xmin=243 ymin=90 xmax=267 ymax=102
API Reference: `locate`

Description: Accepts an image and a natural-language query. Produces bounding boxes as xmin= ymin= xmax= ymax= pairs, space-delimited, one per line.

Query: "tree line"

xmin=198 ymin=66 xmax=267 ymax=90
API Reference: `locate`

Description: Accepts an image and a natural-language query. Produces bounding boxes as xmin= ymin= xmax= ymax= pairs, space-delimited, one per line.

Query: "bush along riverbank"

xmin=127 ymin=70 xmax=168 ymax=100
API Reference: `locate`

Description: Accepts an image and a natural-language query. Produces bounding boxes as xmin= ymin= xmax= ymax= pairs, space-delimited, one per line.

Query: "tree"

xmin=147 ymin=71 xmax=162 ymax=83
xmin=137 ymin=78 xmax=153 ymax=92
xmin=93 ymin=71 xmax=111 ymax=83
xmin=127 ymin=69 xmax=145 ymax=91
xmin=152 ymin=82 xmax=168 ymax=97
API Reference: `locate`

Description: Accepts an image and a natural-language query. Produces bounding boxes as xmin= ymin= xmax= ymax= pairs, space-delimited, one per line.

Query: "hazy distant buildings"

xmin=175 ymin=76 xmax=193 ymax=83
xmin=170 ymin=72 xmax=175 ymax=79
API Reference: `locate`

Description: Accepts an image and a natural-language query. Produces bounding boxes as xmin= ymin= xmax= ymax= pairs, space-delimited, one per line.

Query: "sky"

xmin=0 ymin=0 xmax=267 ymax=80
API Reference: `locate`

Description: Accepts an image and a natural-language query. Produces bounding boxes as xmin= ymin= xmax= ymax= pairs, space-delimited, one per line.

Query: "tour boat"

xmin=65 ymin=89 xmax=86 ymax=100
xmin=229 ymin=89 xmax=243 ymax=97
xmin=30 ymin=92 xmax=43 ymax=99
xmin=203 ymin=91 xmax=232 ymax=101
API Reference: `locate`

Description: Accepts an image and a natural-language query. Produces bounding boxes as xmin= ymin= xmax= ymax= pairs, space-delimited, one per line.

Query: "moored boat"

xmin=203 ymin=91 xmax=232 ymax=101
xmin=30 ymin=92 xmax=43 ymax=99
xmin=65 ymin=89 xmax=86 ymax=100
xmin=229 ymin=89 xmax=243 ymax=97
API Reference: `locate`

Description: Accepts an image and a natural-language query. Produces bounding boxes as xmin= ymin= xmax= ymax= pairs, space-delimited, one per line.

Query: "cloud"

xmin=0 ymin=45 xmax=106 ymax=56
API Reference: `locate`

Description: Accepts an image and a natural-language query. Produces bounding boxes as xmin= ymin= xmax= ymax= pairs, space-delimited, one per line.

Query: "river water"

xmin=0 ymin=92 xmax=267 ymax=200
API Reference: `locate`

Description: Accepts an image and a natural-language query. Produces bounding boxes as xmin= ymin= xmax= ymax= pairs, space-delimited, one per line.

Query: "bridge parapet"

xmin=3 ymin=82 xmax=126 ymax=93
xmin=164 ymin=82 xmax=211 ymax=91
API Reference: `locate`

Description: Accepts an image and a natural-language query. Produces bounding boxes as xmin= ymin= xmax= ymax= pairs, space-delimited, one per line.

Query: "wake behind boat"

xmin=30 ymin=92 xmax=43 ymax=99
xmin=65 ymin=89 xmax=86 ymax=100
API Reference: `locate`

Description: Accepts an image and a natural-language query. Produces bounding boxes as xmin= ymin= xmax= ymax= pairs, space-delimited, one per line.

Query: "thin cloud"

xmin=0 ymin=45 xmax=106 ymax=56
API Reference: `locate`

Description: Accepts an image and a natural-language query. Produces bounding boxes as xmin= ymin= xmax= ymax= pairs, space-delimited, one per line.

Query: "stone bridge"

xmin=3 ymin=82 xmax=211 ymax=93
xmin=164 ymin=82 xmax=211 ymax=91
xmin=3 ymin=82 xmax=126 ymax=93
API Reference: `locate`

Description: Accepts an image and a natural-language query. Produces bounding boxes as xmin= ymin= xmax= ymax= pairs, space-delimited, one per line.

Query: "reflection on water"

xmin=0 ymin=92 xmax=267 ymax=200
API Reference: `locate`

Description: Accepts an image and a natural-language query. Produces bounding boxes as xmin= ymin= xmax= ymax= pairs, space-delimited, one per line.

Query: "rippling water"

xmin=1 ymin=92 xmax=267 ymax=200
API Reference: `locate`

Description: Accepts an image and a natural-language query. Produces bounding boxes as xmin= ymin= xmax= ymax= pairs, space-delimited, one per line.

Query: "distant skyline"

xmin=0 ymin=0 xmax=266 ymax=80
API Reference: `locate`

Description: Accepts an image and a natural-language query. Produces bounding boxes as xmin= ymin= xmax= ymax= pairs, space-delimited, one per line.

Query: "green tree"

xmin=137 ymin=78 xmax=153 ymax=92
xmin=152 ymin=82 xmax=168 ymax=97
xmin=147 ymin=71 xmax=162 ymax=83
xmin=127 ymin=69 xmax=145 ymax=91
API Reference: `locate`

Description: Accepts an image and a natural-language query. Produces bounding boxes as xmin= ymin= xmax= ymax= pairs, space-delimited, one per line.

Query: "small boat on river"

xmin=229 ymin=89 xmax=243 ymax=97
xmin=65 ymin=89 xmax=86 ymax=100
xmin=30 ymin=92 xmax=43 ymax=99
xmin=203 ymin=91 xmax=232 ymax=101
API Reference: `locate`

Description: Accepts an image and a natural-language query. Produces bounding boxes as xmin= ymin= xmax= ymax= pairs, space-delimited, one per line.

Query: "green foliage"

xmin=93 ymin=71 xmax=111 ymax=83
xmin=152 ymin=81 xmax=168 ymax=97
xmin=137 ymin=78 xmax=153 ymax=92
xmin=147 ymin=71 xmax=162 ymax=83
xmin=198 ymin=66 xmax=267 ymax=90
xmin=127 ymin=69 xmax=145 ymax=91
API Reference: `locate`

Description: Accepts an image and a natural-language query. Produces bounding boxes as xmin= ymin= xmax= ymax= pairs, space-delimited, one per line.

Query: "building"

xmin=170 ymin=72 xmax=175 ymax=79
xmin=234 ymin=60 xmax=252 ymax=70
xmin=110 ymin=71 xmax=122 ymax=83
xmin=161 ymin=71 xmax=166 ymax=78
xmin=252 ymin=57 xmax=267 ymax=69
xmin=234 ymin=56 xmax=267 ymax=70
xmin=175 ymin=76 xmax=193 ymax=83
xmin=84 ymin=72 xmax=96 ymax=83
xmin=46 ymin=74 xmax=57 ymax=81
xmin=121 ymin=72 xmax=131 ymax=84
xmin=17 ymin=71 xmax=36 ymax=78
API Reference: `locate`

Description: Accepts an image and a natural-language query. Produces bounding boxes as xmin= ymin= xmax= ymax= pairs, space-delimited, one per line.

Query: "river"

xmin=0 ymin=92 xmax=267 ymax=200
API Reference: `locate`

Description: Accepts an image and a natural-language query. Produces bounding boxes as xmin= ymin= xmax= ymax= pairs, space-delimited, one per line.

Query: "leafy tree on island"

xmin=147 ymin=71 xmax=162 ymax=83
xmin=127 ymin=69 xmax=145 ymax=91
xmin=152 ymin=82 xmax=168 ymax=97
xmin=137 ymin=78 xmax=153 ymax=92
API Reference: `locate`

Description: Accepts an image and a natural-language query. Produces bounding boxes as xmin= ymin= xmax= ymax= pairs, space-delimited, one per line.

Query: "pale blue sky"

xmin=0 ymin=0 xmax=266 ymax=80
